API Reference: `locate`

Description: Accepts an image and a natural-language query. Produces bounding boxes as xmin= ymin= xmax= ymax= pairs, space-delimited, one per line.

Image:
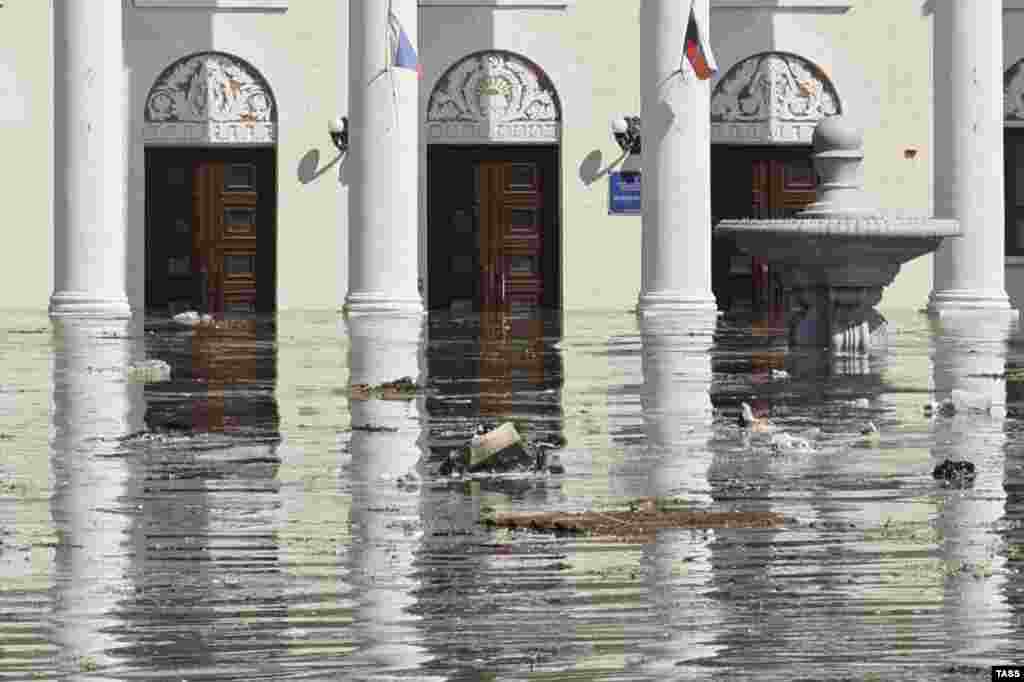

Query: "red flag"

xmin=684 ymin=3 xmax=718 ymax=80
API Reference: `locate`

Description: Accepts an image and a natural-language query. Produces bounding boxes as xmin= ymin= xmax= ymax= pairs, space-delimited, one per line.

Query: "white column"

xmin=638 ymin=0 xmax=717 ymax=314
xmin=928 ymin=0 xmax=1015 ymax=317
xmin=50 ymin=0 xmax=130 ymax=318
xmin=345 ymin=0 xmax=423 ymax=316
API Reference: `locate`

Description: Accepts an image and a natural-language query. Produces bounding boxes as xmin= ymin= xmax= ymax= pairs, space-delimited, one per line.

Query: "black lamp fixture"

xmin=611 ymin=116 xmax=642 ymax=155
xmin=329 ymin=116 xmax=349 ymax=152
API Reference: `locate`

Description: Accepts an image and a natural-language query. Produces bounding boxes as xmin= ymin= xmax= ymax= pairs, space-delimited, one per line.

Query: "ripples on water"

xmin=0 ymin=309 xmax=1021 ymax=680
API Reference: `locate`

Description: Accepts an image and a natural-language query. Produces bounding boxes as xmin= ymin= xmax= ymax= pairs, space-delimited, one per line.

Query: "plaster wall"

xmin=0 ymin=0 xmax=52 ymax=310
xmin=124 ymin=1 xmax=348 ymax=313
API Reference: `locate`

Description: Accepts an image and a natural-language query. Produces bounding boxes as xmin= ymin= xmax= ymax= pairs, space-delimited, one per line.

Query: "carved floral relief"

xmin=427 ymin=51 xmax=560 ymax=135
xmin=711 ymin=52 xmax=839 ymax=124
xmin=145 ymin=52 xmax=275 ymax=124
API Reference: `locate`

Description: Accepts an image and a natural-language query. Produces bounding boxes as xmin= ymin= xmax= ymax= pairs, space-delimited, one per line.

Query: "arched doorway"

xmin=425 ymin=50 xmax=562 ymax=314
xmin=710 ymin=51 xmax=841 ymax=313
xmin=424 ymin=50 xmax=564 ymax=435
xmin=142 ymin=51 xmax=278 ymax=315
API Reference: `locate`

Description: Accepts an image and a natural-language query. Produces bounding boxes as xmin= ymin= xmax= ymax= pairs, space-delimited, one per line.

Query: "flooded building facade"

xmin=2 ymin=0 xmax=1022 ymax=316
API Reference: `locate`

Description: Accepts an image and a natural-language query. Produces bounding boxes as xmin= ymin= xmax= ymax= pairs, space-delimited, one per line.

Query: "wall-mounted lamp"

xmin=611 ymin=116 xmax=642 ymax=155
xmin=329 ymin=116 xmax=349 ymax=152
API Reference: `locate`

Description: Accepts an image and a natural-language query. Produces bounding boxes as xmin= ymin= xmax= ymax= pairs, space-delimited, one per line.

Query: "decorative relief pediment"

xmin=426 ymin=51 xmax=561 ymax=144
xmin=711 ymin=52 xmax=840 ymax=145
xmin=143 ymin=51 xmax=276 ymax=145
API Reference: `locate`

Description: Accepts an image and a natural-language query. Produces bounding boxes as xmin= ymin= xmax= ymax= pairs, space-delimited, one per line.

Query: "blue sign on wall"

xmin=609 ymin=172 xmax=641 ymax=215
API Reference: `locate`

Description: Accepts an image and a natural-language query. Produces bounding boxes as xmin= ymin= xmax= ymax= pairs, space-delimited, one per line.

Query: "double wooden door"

xmin=712 ymin=147 xmax=818 ymax=312
xmin=427 ymin=145 xmax=560 ymax=313
xmin=146 ymin=148 xmax=276 ymax=315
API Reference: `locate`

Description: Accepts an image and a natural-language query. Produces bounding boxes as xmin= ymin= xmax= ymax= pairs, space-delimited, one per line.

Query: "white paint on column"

xmin=638 ymin=0 xmax=717 ymax=314
xmin=50 ymin=0 xmax=131 ymax=318
xmin=928 ymin=0 xmax=1015 ymax=316
xmin=345 ymin=0 xmax=424 ymax=316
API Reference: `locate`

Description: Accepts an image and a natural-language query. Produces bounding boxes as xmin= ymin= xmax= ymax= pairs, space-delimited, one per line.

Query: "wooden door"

xmin=712 ymin=148 xmax=817 ymax=312
xmin=194 ymin=160 xmax=260 ymax=315
xmin=146 ymin=148 xmax=275 ymax=315
xmin=478 ymin=160 xmax=545 ymax=312
xmin=426 ymin=145 xmax=559 ymax=312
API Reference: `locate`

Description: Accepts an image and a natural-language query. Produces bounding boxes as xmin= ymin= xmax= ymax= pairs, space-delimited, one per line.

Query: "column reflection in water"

xmin=929 ymin=316 xmax=1013 ymax=663
xmin=634 ymin=312 xmax=723 ymax=673
xmin=50 ymin=319 xmax=145 ymax=675
xmin=345 ymin=313 xmax=434 ymax=677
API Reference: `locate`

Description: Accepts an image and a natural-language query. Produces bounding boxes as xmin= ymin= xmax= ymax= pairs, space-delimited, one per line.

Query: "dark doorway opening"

xmin=427 ymin=145 xmax=561 ymax=314
xmin=711 ymin=145 xmax=817 ymax=313
xmin=145 ymin=147 xmax=277 ymax=316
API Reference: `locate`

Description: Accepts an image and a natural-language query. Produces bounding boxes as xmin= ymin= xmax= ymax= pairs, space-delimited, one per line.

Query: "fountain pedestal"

xmin=715 ymin=116 xmax=959 ymax=353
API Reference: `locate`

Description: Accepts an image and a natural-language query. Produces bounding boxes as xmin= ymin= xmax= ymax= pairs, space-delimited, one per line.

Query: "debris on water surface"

xmin=770 ymin=368 xmax=790 ymax=380
xmin=438 ymin=422 xmax=565 ymax=476
xmin=859 ymin=421 xmax=881 ymax=444
xmin=349 ymin=376 xmax=420 ymax=401
xmin=492 ymin=501 xmax=784 ymax=539
xmin=770 ymin=431 xmax=813 ymax=453
xmin=125 ymin=359 xmax=172 ymax=383
xmin=923 ymin=399 xmax=956 ymax=418
xmin=738 ymin=402 xmax=773 ymax=432
xmin=932 ymin=458 xmax=976 ymax=485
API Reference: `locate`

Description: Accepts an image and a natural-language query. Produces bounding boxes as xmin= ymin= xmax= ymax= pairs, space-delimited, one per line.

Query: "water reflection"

xmin=344 ymin=313 xmax=434 ymax=677
xmin=634 ymin=312 xmax=723 ymax=674
xmin=929 ymin=316 xmax=1013 ymax=664
xmin=50 ymin=319 xmax=144 ymax=678
xmin=0 ymin=308 xmax=1021 ymax=679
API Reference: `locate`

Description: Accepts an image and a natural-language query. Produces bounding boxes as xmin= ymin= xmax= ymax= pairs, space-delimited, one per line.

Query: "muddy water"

xmin=0 ymin=309 xmax=1022 ymax=680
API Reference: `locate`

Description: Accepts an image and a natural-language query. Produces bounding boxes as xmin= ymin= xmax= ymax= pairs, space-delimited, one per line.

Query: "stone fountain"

xmin=715 ymin=116 xmax=960 ymax=354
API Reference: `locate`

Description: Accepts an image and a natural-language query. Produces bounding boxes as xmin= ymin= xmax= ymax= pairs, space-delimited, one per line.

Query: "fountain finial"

xmin=798 ymin=115 xmax=880 ymax=219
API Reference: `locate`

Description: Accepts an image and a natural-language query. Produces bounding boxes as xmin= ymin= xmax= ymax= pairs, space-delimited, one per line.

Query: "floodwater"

xmin=0 ymin=307 xmax=1022 ymax=681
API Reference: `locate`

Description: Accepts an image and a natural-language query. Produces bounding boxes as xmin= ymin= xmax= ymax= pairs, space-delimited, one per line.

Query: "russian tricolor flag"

xmin=683 ymin=2 xmax=717 ymax=81
xmin=388 ymin=10 xmax=421 ymax=78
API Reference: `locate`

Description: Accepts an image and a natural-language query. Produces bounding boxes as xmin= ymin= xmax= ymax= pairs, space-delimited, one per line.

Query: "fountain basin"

xmin=715 ymin=116 xmax=960 ymax=354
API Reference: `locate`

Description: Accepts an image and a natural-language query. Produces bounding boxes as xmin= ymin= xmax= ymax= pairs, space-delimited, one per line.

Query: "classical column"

xmin=50 ymin=0 xmax=130 ymax=318
xmin=928 ymin=0 xmax=1015 ymax=316
xmin=638 ymin=0 xmax=717 ymax=314
xmin=345 ymin=0 xmax=423 ymax=316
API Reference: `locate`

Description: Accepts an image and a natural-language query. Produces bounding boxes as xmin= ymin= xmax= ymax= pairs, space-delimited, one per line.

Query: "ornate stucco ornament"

xmin=711 ymin=51 xmax=841 ymax=145
xmin=426 ymin=51 xmax=561 ymax=144
xmin=143 ymin=51 xmax=277 ymax=146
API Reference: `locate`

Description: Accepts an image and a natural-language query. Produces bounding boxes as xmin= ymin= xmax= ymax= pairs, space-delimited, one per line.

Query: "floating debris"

xmin=859 ymin=421 xmax=881 ymax=444
xmin=438 ymin=422 xmax=564 ymax=476
xmin=770 ymin=368 xmax=790 ymax=380
xmin=172 ymin=311 xmax=212 ymax=327
xmin=491 ymin=505 xmax=785 ymax=539
xmin=923 ymin=399 xmax=956 ymax=417
xmin=349 ymin=376 xmax=420 ymax=401
xmin=770 ymin=431 xmax=813 ymax=453
xmin=738 ymin=402 xmax=773 ymax=432
xmin=125 ymin=359 xmax=171 ymax=383
xmin=932 ymin=459 xmax=976 ymax=485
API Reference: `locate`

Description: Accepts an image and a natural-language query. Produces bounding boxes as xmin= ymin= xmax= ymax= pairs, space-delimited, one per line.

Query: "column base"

xmin=49 ymin=291 xmax=132 ymax=319
xmin=926 ymin=289 xmax=1018 ymax=319
xmin=637 ymin=290 xmax=718 ymax=316
xmin=343 ymin=291 xmax=425 ymax=317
